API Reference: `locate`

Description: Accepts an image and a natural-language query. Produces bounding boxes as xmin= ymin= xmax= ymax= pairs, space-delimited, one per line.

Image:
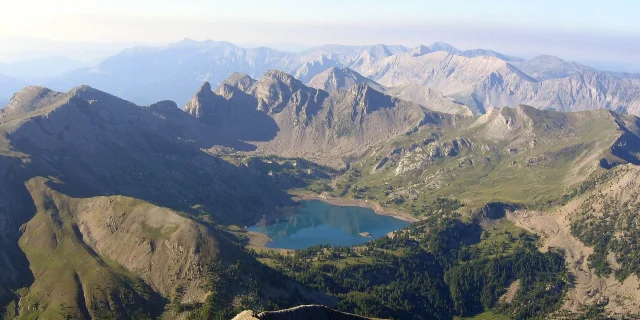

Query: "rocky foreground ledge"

xmin=232 ymin=305 xmax=384 ymax=320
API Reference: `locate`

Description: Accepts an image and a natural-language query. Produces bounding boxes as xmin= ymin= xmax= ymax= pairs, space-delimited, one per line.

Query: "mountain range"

xmin=29 ymin=39 xmax=640 ymax=117
xmin=184 ymin=70 xmax=440 ymax=164
xmin=2 ymin=38 xmax=640 ymax=319
xmin=306 ymin=67 xmax=472 ymax=115
xmin=2 ymin=65 xmax=640 ymax=318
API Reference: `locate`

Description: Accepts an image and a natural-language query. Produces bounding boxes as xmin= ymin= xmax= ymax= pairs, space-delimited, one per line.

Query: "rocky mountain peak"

xmin=366 ymin=44 xmax=394 ymax=59
xmin=411 ymin=45 xmax=432 ymax=57
xmin=253 ymin=70 xmax=312 ymax=113
xmin=1 ymin=86 xmax=66 ymax=121
xmin=530 ymin=55 xmax=565 ymax=63
xmin=67 ymin=85 xmax=135 ymax=109
xmin=185 ymin=81 xmax=217 ymax=119
xmin=197 ymin=81 xmax=212 ymax=94
xmin=263 ymin=69 xmax=300 ymax=86
xmin=222 ymin=73 xmax=256 ymax=90
xmin=428 ymin=41 xmax=461 ymax=54
xmin=147 ymin=100 xmax=179 ymax=112
xmin=511 ymin=55 xmax=594 ymax=81
xmin=307 ymin=67 xmax=385 ymax=93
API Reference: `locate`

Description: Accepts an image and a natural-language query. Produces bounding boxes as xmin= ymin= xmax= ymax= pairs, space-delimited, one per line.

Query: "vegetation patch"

xmin=256 ymin=214 xmax=568 ymax=320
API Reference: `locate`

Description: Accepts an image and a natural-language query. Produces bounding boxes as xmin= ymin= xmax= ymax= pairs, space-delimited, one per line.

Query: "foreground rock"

xmin=232 ymin=305 xmax=383 ymax=320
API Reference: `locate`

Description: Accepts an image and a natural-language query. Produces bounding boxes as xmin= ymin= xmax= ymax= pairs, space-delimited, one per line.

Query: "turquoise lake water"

xmin=249 ymin=200 xmax=410 ymax=250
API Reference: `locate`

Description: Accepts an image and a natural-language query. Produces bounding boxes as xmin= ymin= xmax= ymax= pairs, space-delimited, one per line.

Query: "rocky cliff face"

xmin=186 ymin=70 xmax=443 ymax=163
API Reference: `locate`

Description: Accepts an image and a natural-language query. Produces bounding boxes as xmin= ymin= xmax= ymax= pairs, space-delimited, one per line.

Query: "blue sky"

xmin=1 ymin=0 xmax=639 ymax=68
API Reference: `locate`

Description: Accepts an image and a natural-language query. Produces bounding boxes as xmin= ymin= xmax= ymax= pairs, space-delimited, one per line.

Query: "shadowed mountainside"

xmin=185 ymin=70 xmax=444 ymax=164
xmin=0 ymin=84 xmax=333 ymax=318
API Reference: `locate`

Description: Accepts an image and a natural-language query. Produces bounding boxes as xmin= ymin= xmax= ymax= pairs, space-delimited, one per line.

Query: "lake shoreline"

xmin=292 ymin=194 xmax=420 ymax=223
xmin=245 ymin=195 xmax=417 ymax=251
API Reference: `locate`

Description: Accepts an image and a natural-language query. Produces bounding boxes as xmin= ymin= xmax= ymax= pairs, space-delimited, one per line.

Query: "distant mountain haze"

xmin=0 ymin=56 xmax=86 ymax=79
xmin=0 ymin=73 xmax=27 ymax=107
xmin=33 ymin=39 xmax=640 ymax=116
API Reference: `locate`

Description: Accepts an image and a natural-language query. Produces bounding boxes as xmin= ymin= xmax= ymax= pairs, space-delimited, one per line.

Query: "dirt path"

xmin=507 ymin=208 xmax=640 ymax=315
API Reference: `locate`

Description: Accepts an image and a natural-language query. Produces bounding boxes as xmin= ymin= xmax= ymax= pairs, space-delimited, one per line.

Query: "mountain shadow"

xmin=185 ymin=81 xmax=280 ymax=150
xmin=4 ymin=85 xmax=300 ymax=226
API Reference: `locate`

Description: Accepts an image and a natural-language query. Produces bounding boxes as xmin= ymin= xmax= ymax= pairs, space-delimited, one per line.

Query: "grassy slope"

xmin=16 ymin=178 xmax=164 ymax=319
xmin=331 ymin=107 xmax=628 ymax=215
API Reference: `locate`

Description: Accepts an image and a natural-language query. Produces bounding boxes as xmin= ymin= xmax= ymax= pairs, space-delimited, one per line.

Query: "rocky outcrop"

xmin=232 ymin=305 xmax=383 ymax=320
xmin=184 ymin=81 xmax=215 ymax=119
xmin=0 ymin=86 xmax=66 ymax=123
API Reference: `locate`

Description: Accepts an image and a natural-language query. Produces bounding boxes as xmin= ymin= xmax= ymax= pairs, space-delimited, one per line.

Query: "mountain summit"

xmin=306 ymin=67 xmax=386 ymax=93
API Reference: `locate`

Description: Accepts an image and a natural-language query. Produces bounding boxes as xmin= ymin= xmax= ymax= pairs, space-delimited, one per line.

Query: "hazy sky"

xmin=1 ymin=0 xmax=639 ymax=66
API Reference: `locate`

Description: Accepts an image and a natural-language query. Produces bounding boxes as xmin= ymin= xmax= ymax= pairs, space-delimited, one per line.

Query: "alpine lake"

xmin=249 ymin=200 xmax=411 ymax=250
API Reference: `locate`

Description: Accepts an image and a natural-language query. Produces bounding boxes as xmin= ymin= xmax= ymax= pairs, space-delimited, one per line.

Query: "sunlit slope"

xmin=334 ymin=105 xmax=640 ymax=212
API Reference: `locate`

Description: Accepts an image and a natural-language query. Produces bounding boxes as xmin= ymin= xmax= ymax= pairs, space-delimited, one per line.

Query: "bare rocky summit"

xmin=306 ymin=67 xmax=385 ymax=93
